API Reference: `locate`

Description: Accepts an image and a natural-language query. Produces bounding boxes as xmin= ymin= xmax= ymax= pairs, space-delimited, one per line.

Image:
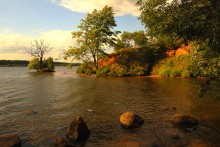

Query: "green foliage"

xmin=114 ymin=31 xmax=148 ymax=51
xmin=137 ymin=0 xmax=220 ymax=50
xmin=190 ymin=42 xmax=220 ymax=78
xmin=109 ymin=64 xmax=127 ymax=77
xmin=128 ymin=62 xmax=145 ymax=76
xmin=76 ymin=62 xmax=96 ymax=75
xmin=28 ymin=58 xmax=40 ymax=71
xmin=28 ymin=57 xmax=55 ymax=72
xmin=153 ymin=55 xmax=192 ymax=77
xmin=42 ymin=57 xmax=55 ymax=72
xmin=96 ymin=66 xmax=110 ymax=77
xmin=64 ymin=6 xmax=118 ymax=70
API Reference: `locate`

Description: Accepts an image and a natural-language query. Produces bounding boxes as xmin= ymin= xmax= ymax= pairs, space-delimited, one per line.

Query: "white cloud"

xmin=0 ymin=30 xmax=75 ymax=61
xmin=56 ymin=0 xmax=140 ymax=16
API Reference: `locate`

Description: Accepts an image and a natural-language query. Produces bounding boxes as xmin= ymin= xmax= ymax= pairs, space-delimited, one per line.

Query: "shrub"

xmin=109 ymin=64 xmax=127 ymax=77
xmin=96 ymin=66 xmax=110 ymax=77
xmin=77 ymin=62 xmax=96 ymax=74
xmin=128 ymin=63 xmax=145 ymax=76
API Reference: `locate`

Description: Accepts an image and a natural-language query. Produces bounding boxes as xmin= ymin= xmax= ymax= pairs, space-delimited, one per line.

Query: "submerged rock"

xmin=120 ymin=112 xmax=144 ymax=128
xmin=21 ymin=110 xmax=37 ymax=115
xmin=66 ymin=116 xmax=90 ymax=141
xmin=171 ymin=114 xmax=198 ymax=126
xmin=0 ymin=134 xmax=21 ymax=147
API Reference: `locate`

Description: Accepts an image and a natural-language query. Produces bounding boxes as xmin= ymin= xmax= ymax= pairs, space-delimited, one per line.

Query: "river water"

xmin=0 ymin=66 xmax=220 ymax=146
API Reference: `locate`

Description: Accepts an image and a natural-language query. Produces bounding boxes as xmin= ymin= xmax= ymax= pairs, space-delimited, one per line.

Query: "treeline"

xmin=0 ymin=60 xmax=79 ymax=67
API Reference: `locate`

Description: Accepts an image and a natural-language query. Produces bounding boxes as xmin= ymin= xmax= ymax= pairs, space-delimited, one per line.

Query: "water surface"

xmin=0 ymin=67 xmax=220 ymax=146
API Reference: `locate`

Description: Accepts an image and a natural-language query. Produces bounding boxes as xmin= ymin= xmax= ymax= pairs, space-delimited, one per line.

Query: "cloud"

xmin=56 ymin=0 xmax=140 ymax=16
xmin=0 ymin=30 xmax=75 ymax=61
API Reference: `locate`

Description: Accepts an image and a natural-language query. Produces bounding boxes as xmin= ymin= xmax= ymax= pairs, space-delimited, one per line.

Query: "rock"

xmin=171 ymin=114 xmax=198 ymax=126
xmin=22 ymin=110 xmax=37 ymax=115
xmin=120 ymin=112 xmax=144 ymax=128
xmin=0 ymin=134 xmax=21 ymax=147
xmin=55 ymin=137 xmax=74 ymax=147
xmin=170 ymin=134 xmax=180 ymax=140
xmin=66 ymin=116 xmax=90 ymax=141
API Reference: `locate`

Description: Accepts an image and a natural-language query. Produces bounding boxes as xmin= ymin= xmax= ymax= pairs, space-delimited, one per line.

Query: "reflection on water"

xmin=0 ymin=67 xmax=220 ymax=146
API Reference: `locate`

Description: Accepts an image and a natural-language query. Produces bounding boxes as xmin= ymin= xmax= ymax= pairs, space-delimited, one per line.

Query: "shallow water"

xmin=0 ymin=66 xmax=220 ymax=146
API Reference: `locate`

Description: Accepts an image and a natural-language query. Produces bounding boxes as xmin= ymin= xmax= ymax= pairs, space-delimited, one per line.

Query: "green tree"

xmin=114 ymin=31 xmax=148 ymax=51
xmin=42 ymin=57 xmax=55 ymax=72
xmin=26 ymin=39 xmax=53 ymax=71
xmin=64 ymin=6 xmax=118 ymax=70
xmin=28 ymin=58 xmax=40 ymax=71
xmin=28 ymin=57 xmax=55 ymax=72
xmin=136 ymin=0 xmax=220 ymax=49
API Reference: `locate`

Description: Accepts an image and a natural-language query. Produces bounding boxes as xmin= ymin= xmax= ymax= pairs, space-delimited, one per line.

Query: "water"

xmin=0 ymin=67 xmax=220 ymax=146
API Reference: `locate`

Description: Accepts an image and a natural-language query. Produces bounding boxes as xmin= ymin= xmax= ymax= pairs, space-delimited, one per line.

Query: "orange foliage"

xmin=98 ymin=56 xmax=118 ymax=68
xmin=166 ymin=44 xmax=192 ymax=57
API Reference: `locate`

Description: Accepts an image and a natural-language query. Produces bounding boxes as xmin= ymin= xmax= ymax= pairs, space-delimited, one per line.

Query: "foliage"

xmin=76 ymin=62 xmax=96 ymax=75
xmin=28 ymin=58 xmax=40 ymax=71
xmin=128 ymin=62 xmax=145 ymax=76
xmin=26 ymin=39 xmax=53 ymax=71
xmin=42 ymin=57 xmax=55 ymax=72
xmin=153 ymin=55 xmax=192 ymax=77
xmin=109 ymin=64 xmax=127 ymax=77
xmin=64 ymin=6 xmax=118 ymax=70
xmin=96 ymin=66 xmax=110 ymax=77
xmin=28 ymin=57 xmax=55 ymax=72
xmin=136 ymin=0 xmax=220 ymax=50
xmin=114 ymin=31 xmax=148 ymax=51
xmin=190 ymin=43 xmax=220 ymax=78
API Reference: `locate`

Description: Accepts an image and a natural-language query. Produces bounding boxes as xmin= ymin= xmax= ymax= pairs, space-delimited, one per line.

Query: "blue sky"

xmin=0 ymin=0 xmax=145 ymax=61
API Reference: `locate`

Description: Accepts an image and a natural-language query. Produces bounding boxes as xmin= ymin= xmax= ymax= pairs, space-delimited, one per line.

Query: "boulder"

xmin=0 ymin=134 xmax=21 ymax=147
xmin=66 ymin=116 xmax=90 ymax=141
xmin=120 ymin=112 xmax=144 ymax=128
xmin=55 ymin=137 xmax=74 ymax=147
xmin=171 ymin=114 xmax=198 ymax=126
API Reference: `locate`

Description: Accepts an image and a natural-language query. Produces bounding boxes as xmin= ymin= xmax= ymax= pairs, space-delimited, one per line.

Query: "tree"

xmin=26 ymin=39 xmax=53 ymax=71
xmin=136 ymin=0 xmax=220 ymax=49
xmin=114 ymin=31 xmax=148 ymax=51
xmin=28 ymin=58 xmax=40 ymax=71
xmin=64 ymin=6 xmax=118 ymax=70
xmin=27 ymin=57 xmax=55 ymax=72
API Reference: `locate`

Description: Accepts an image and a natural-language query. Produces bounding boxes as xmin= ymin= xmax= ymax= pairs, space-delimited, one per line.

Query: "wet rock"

xmin=171 ymin=114 xmax=198 ymax=126
xmin=55 ymin=137 xmax=74 ymax=147
xmin=120 ymin=112 xmax=144 ymax=128
xmin=22 ymin=110 xmax=37 ymax=115
xmin=0 ymin=134 xmax=21 ymax=147
xmin=66 ymin=116 xmax=90 ymax=141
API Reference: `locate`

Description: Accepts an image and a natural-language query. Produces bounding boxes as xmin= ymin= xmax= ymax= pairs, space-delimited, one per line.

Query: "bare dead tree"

xmin=26 ymin=39 xmax=52 ymax=70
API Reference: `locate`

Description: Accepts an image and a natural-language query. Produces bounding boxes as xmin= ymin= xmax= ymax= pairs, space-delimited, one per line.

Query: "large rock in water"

xmin=120 ymin=112 xmax=144 ymax=128
xmin=171 ymin=114 xmax=198 ymax=126
xmin=66 ymin=116 xmax=90 ymax=141
xmin=0 ymin=134 xmax=21 ymax=147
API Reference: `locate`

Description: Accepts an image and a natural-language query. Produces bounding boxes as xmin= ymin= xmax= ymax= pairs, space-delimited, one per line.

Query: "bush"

xmin=76 ymin=62 xmax=96 ymax=75
xmin=128 ymin=63 xmax=145 ymax=76
xmin=96 ymin=66 xmax=110 ymax=77
xmin=109 ymin=64 xmax=127 ymax=77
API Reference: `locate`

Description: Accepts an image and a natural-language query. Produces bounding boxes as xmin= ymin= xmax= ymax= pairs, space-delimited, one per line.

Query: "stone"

xmin=0 ymin=134 xmax=21 ymax=147
xmin=187 ymin=139 xmax=209 ymax=147
xmin=55 ymin=137 xmax=74 ymax=147
xmin=120 ymin=112 xmax=144 ymax=128
xmin=171 ymin=114 xmax=198 ymax=126
xmin=21 ymin=110 xmax=37 ymax=115
xmin=66 ymin=116 xmax=90 ymax=141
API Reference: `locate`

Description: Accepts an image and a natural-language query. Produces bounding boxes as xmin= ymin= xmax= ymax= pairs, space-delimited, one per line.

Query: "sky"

xmin=0 ymin=0 xmax=145 ymax=61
